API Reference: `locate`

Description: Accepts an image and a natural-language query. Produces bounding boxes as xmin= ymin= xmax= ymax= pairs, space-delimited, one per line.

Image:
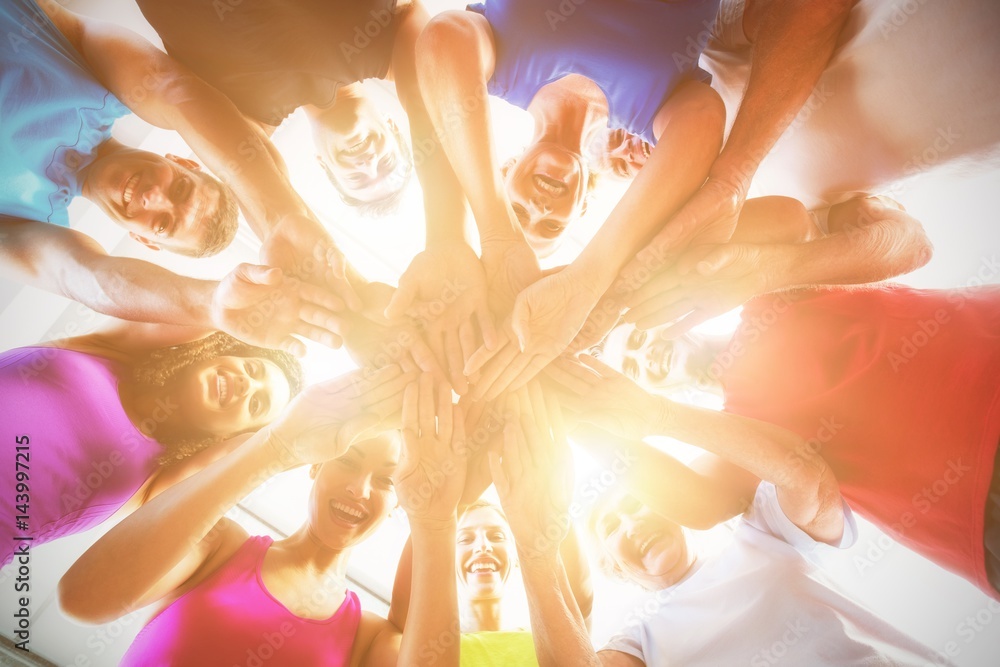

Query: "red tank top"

xmin=720 ymin=285 xmax=1000 ymax=597
xmin=121 ymin=535 xmax=362 ymax=666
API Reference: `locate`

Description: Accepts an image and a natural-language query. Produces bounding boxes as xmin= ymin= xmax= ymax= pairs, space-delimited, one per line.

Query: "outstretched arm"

xmin=58 ymin=366 xmax=413 ymax=624
xmin=0 ymin=217 xmax=347 ymax=355
xmin=40 ymin=1 xmax=360 ymax=306
xmin=710 ymin=0 xmax=858 ymax=204
xmin=623 ymin=195 xmax=933 ymax=334
xmin=552 ymin=355 xmax=843 ymax=542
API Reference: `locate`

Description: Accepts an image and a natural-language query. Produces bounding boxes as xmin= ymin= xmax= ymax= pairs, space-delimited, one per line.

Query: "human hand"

xmin=396 ymin=373 xmax=467 ymax=525
xmin=624 ymin=243 xmax=770 ymax=336
xmin=488 ymin=383 xmax=573 ymax=561
xmin=480 ymin=236 xmax=542 ymax=318
xmin=210 ymin=263 xmax=348 ymax=356
xmin=545 ymin=355 xmax=670 ymax=441
xmin=265 ymin=365 xmax=417 ymax=467
xmin=385 ymin=241 xmax=496 ymax=393
xmin=466 ymin=267 xmax=600 ymax=401
xmin=259 ymin=213 xmax=362 ymax=311
xmin=456 ymin=396 xmax=505 ymax=507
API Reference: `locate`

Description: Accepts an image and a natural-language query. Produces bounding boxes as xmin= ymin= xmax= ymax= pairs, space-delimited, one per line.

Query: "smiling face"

xmin=314 ymin=108 xmax=410 ymax=207
xmin=82 ymin=149 xmax=224 ymax=254
xmin=163 ymin=355 xmax=293 ymax=440
xmin=600 ymin=324 xmax=707 ymax=390
xmin=601 ymin=128 xmax=651 ymax=179
xmin=308 ymin=434 xmax=400 ymax=550
xmin=504 ymin=142 xmax=589 ymax=257
xmin=456 ymin=505 xmax=514 ymax=601
xmin=594 ymin=493 xmax=693 ymax=591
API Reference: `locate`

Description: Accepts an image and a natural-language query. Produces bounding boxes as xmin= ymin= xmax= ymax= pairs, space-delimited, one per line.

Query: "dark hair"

xmin=173 ymin=172 xmax=240 ymax=258
xmin=324 ymin=120 xmax=413 ymax=217
xmin=132 ymin=332 xmax=303 ymax=462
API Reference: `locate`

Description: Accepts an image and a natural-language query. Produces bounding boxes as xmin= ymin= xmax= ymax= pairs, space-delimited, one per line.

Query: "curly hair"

xmin=132 ymin=332 xmax=303 ymax=463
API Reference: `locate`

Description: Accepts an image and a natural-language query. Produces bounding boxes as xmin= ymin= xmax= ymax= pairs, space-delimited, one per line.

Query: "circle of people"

xmin=2 ymin=0 xmax=999 ymax=665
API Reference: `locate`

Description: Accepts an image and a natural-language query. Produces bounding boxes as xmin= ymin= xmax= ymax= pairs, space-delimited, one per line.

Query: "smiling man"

xmin=0 ymin=0 xmax=351 ymax=356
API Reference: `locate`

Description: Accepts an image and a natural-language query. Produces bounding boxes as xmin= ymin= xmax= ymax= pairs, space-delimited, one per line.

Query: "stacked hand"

xmin=624 ymin=243 xmax=770 ymax=336
xmin=265 ymin=365 xmax=417 ymax=467
xmin=466 ymin=266 xmax=601 ymax=401
xmin=211 ymin=263 xmax=349 ymax=356
xmin=546 ymin=355 xmax=671 ymax=441
xmin=259 ymin=212 xmax=362 ymax=312
xmin=489 ymin=382 xmax=573 ymax=561
xmin=386 ymin=241 xmax=496 ymax=393
xmin=396 ymin=373 xmax=467 ymax=524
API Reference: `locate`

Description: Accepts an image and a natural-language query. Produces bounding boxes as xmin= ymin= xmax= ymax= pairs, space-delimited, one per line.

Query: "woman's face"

xmin=308 ymin=434 xmax=400 ymax=550
xmin=504 ymin=143 xmax=589 ymax=257
xmin=600 ymin=324 xmax=701 ymax=389
xmin=456 ymin=506 xmax=514 ymax=601
xmin=594 ymin=493 xmax=691 ymax=591
xmin=165 ymin=355 xmax=293 ymax=439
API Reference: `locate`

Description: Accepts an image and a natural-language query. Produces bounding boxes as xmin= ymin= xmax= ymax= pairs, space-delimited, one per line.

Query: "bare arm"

xmin=0 ymin=217 xmax=215 ymax=327
xmin=0 ymin=217 xmax=349 ymax=354
xmin=711 ymin=0 xmax=858 ymax=197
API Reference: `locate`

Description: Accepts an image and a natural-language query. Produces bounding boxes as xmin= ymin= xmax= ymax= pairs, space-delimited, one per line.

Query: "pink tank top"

xmin=122 ymin=536 xmax=362 ymax=667
xmin=1 ymin=347 xmax=160 ymax=565
xmin=721 ymin=286 xmax=1000 ymax=597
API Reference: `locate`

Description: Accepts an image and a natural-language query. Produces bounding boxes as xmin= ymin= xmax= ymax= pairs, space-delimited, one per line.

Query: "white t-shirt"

xmin=699 ymin=0 xmax=1000 ymax=211
xmin=601 ymin=483 xmax=950 ymax=666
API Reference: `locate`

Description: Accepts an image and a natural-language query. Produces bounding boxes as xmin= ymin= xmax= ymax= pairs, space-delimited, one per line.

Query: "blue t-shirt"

xmin=468 ymin=0 xmax=721 ymax=145
xmin=0 ymin=0 xmax=129 ymax=226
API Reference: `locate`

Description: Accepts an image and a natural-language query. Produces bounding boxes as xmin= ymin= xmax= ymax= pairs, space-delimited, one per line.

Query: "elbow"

xmin=58 ymin=574 xmax=116 ymax=626
xmin=416 ymin=11 xmax=478 ymax=73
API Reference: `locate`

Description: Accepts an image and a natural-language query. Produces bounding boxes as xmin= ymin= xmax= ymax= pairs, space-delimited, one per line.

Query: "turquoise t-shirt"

xmin=0 ymin=0 xmax=129 ymax=226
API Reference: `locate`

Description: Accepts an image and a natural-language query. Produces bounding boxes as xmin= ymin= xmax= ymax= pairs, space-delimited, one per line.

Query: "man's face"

xmin=315 ymin=112 xmax=409 ymax=205
xmin=594 ymin=493 xmax=693 ymax=590
xmin=601 ymin=324 xmax=701 ymax=390
xmin=83 ymin=150 xmax=220 ymax=253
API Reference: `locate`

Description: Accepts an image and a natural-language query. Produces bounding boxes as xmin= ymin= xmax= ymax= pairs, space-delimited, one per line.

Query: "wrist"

xmin=758 ymin=243 xmax=796 ymax=292
xmin=408 ymin=515 xmax=458 ymax=536
xmin=652 ymin=395 xmax=676 ymax=435
xmin=259 ymin=427 xmax=305 ymax=472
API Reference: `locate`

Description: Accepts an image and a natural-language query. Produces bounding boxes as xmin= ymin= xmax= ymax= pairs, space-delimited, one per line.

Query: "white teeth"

xmin=218 ymin=375 xmax=228 ymax=404
xmin=333 ymin=502 xmax=365 ymax=520
xmin=533 ymin=176 xmax=564 ymax=197
xmin=469 ymin=561 xmax=498 ymax=573
xmin=122 ymin=174 xmax=138 ymax=207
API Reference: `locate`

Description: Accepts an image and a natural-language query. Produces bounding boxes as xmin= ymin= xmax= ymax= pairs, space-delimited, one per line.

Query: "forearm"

xmin=558 ymin=527 xmax=593 ymax=623
xmin=761 ymin=203 xmax=933 ymax=291
xmin=392 ymin=10 xmax=470 ymax=247
xmin=712 ymin=0 xmax=856 ymax=188
xmin=68 ymin=255 xmax=217 ymax=328
xmin=397 ymin=521 xmax=459 ymax=666
xmin=62 ymin=434 xmax=295 ymax=622
xmin=573 ymin=81 xmax=725 ymax=293
xmin=416 ymin=13 xmax=520 ymax=243
xmin=163 ymin=78 xmax=312 ymax=236
xmin=571 ymin=425 xmax=745 ymax=529
xmin=520 ymin=554 xmax=601 ymax=667
xmin=657 ymin=400 xmax=827 ymax=494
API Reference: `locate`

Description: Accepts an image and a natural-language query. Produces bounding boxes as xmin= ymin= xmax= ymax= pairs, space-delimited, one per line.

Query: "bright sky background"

xmin=1 ymin=1 xmax=999 ymax=666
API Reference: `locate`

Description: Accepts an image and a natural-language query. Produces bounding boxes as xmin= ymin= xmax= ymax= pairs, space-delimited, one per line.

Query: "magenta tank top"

xmin=122 ymin=536 xmax=363 ymax=667
xmin=1 ymin=347 xmax=160 ymax=565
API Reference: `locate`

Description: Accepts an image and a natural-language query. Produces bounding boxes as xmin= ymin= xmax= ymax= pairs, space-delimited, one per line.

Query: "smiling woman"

xmin=0 ymin=327 xmax=302 ymax=567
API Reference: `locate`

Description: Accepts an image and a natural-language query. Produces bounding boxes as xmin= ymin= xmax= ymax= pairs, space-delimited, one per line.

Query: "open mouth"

xmin=216 ymin=372 xmax=230 ymax=407
xmin=121 ymin=172 xmax=140 ymax=214
xmin=330 ymin=500 xmax=369 ymax=527
xmin=638 ymin=531 xmax=661 ymax=557
xmin=532 ymin=174 xmax=567 ymax=197
xmin=466 ymin=557 xmax=501 ymax=576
